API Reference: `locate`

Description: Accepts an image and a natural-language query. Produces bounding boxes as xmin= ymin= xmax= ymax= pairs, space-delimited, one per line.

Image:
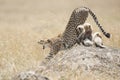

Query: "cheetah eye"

xmin=47 ymin=39 xmax=51 ymax=43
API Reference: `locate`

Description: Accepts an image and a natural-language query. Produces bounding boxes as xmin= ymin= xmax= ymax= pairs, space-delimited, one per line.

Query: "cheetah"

xmin=38 ymin=34 xmax=67 ymax=59
xmin=93 ymin=32 xmax=106 ymax=48
xmin=77 ymin=23 xmax=93 ymax=46
xmin=77 ymin=23 xmax=106 ymax=48
xmin=39 ymin=7 xmax=110 ymax=60
xmin=38 ymin=34 xmax=62 ymax=50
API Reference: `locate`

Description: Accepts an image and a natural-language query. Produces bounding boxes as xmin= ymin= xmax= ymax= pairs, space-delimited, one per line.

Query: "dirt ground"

xmin=0 ymin=0 xmax=120 ymax=79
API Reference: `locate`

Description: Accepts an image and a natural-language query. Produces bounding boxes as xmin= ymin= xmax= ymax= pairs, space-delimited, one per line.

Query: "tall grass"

xmin=0 ymin=0 xmax=120 ymax=79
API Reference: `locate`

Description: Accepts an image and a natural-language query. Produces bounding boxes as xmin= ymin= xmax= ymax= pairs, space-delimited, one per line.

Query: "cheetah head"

xmin=38 ymin=39 xmax=52 ymax=49
xmin=77 ymin=25 xmax=85 ymax=33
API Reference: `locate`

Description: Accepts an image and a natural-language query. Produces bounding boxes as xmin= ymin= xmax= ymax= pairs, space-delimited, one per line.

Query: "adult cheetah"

xmin=39 ymin=7 xmax=110 ymax=60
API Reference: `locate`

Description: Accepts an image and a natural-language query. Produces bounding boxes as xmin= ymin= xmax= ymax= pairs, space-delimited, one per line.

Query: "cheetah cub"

xmin=77 ymin=23 xmax=93 ymax=46
xmin=93 ymin=32 xmax=106 ymax=48
xmin=77 ymin=23 xmax=106 ymax=48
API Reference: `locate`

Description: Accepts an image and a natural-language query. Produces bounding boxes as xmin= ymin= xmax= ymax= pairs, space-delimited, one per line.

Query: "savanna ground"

xmin=0 ymin=0 xmax=120 ymax=80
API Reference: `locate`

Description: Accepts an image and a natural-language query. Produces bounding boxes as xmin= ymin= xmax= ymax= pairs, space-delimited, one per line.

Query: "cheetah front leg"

xmin=76 ymin=32 xmax=84 ymax=45
xmin=41 ymin=49 xmax=59 ymax=65
xmin=45 ymin=51 xmax=58 ymax=60
xmin=45 ymin=44 xmax=60 ymax=60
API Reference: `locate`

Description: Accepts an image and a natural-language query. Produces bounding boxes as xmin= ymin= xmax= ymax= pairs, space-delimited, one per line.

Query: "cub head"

xmin=84 ymin=23 xmax=93 ymax=33
xmin=77 ymin=25 xmax=85 ymax=33
xmin=38 ymin=39 xmax=52 ymax=49
xmin=93 ymin=32 xmax=102 ymax=38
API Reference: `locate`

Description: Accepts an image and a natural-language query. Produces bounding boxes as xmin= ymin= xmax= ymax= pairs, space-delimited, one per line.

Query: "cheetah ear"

xmin=38 ymin=40 xmax=44 ymax=44
xmin=40 ymin=40 xmax=44 ymax=42
xmin=97 ymin=34 xmax=102 ymax=38
xmin=99 ymin=35 xmax=102 ymax=39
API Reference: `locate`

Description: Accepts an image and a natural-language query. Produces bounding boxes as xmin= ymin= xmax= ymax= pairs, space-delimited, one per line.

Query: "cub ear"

xmin=97 ymin=33 xmax=102 ymax=38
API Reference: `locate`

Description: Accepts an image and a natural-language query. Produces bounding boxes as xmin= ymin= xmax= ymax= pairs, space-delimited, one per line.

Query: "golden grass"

xmin=0 ymin=0 xmax=120 ymax=79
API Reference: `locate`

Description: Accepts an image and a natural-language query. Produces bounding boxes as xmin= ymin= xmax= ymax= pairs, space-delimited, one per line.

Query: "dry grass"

xmin=0 ymin=0 xmax=120 ymax=79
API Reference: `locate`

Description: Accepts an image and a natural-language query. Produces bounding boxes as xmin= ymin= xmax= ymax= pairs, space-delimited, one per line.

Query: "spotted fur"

xmin=39 ymin=7 xmax=110 ymax=60
xmin=62 ymin=7 xmax=110 ymax=49
xmin=77 ymin=23 xmax=93 ymax=46
xmin=38 ymin=35 xmax=67 ymax=60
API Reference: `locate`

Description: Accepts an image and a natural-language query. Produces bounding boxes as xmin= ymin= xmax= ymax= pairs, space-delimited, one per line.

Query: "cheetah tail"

xmin=84 ymin=7 xmax=110 ymax=38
